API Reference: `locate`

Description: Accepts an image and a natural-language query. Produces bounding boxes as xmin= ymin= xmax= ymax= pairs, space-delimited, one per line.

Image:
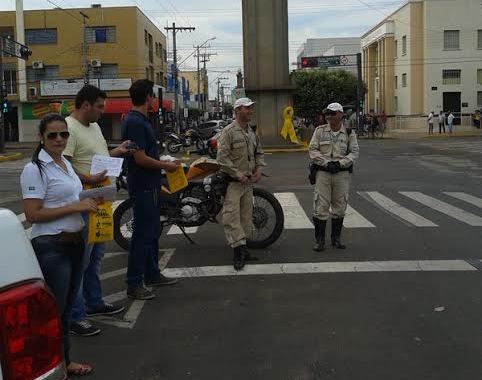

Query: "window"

xmin=402 ymin=35 xmax=407 ymax=55
xmin=478 ymin=91 xmax=482 ymax=107
xmin=394 ymin=96 xmax=398 ymax=112
xmin=91 ymin=64 xmax=118 ymax=79
xmin=444 ymin=30 xmax=460 ymax=50
xmin=85 ymin=26 xmax=116 ymax=43
xmin=27 ymin=65 xmax=59 ymax=82
xmin=394 ymin=76 xmax=398 ymax=89
xmin=155 ymin=43 xmax=159 ymax=57
xmin=479 ymin=30 xmax=482 ymax=49
xmin=144 ymin=30 xmax=148 ymax=45
xmin=156 ymin=72 xmax=160 ymax=84
xmin=478 ymin=69 xmax=482 ymax=85
xmin=442 ymin=69 xmax=461 ymax=85
xmin=25 ymin=28 xmax=57 ymax=44
xmin=394 ymin=40 xmax=398 ymax=58
xmin=402 ymin=73 xmax=407 ymax=87
xmin=163 ymin=48 xmax=167 ymax=62
xmin=2 ymin=66 xmax=17 ymax=94
xmin=148 ymin=34 xmax=153 ymax=63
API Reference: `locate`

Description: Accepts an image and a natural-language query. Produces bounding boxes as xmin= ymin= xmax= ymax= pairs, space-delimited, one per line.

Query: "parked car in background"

xmin=0 ymin=208 xmax=67 ymax=380
xmin=195 ymin=120 xmax=228 ymax=139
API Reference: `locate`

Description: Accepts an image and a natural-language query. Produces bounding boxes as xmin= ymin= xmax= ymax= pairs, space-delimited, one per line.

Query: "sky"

xmin=0 ymin=0 xmax=406 ymax=98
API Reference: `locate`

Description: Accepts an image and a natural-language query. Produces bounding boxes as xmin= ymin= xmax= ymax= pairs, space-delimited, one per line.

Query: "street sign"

xmin=1 ymin=37 xmax=32 ymax=60
xmin=301 ymin=55 xmax=343 ymax=68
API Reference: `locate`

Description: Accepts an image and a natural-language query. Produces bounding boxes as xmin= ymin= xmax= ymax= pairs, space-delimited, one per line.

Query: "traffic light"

xmin=301 ymin=57 xmax=318 ymax=68
xmin=2 ymin=100 xmax=9 ymax=114
xmin=19 ymin=46 xmax=32 ymax=60
xmin=359 ymin=99 xmax=364 ymax=109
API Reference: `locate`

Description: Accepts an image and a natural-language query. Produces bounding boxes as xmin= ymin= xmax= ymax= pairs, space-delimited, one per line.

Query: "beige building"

xmin=179 ymin=70 xmax=208 ymax=109
xmin=0 ymin=5 xmax=169 ymax=141
xmin=362 ymin=0 xmax=482 ymax=126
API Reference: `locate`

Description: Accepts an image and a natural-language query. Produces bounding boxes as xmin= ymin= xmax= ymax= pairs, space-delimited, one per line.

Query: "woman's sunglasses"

xmin=46 ymin=131 xmax=70 ymax=140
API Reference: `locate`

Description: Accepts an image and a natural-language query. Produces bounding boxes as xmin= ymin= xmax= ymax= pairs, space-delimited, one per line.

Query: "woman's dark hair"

xmin=32 ymin=113 xmax=68 ymax=178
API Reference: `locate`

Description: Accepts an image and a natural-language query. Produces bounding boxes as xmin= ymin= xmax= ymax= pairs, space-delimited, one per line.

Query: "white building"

xmin=361 ymin=0 xmax=482 ymax=124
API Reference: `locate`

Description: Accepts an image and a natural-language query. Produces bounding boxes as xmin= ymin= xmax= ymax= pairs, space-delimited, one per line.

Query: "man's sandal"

xmin=67 ymin=363 xmax=93 ymax=377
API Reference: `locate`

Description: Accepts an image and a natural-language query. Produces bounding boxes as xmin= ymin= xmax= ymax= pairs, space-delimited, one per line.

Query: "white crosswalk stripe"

xmin=360 ymin=191 xmax=437 ymax=227
xmin=167 ymin=225 xmax=198 ymax=235
xmin=274 ymin=192 xmax=313 ymax=229
xmin=443 ymin=192 xmax=482 ymax=209
xmin=400 ymin=192 xmax=482 ymax=227
xmin=344 ymin=205 xmax=376 ymax=228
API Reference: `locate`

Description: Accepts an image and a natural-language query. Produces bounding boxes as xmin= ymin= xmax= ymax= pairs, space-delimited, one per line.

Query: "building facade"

xmin=0 ymin=5 xmax=169 ymax=141
xmin=362 ymin=0 xmax=482 ymax=124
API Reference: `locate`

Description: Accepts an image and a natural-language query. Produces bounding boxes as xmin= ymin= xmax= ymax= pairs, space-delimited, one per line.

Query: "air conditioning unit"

xmin=32 ymin=60 xmax=44 ymax=69
xmin=28 ymin=87 xmax=37 ymax=97
xmin=90 ymin=59 xmax=102 ymax=67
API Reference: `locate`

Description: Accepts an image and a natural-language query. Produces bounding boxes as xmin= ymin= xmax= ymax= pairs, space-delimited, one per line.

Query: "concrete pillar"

xmin=242 ymin=0 xmax=295 ymax=146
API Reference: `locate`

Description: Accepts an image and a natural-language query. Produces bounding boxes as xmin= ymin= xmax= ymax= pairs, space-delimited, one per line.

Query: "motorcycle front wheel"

xmin=246 ymin=188 xmax=284 ymax=249
xmin=113 ymin=198 xmax=164 ymax=251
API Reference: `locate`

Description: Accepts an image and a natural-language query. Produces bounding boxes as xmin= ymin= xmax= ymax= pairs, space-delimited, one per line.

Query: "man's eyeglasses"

xmin=324 ymin=110 xmax=338 ymax=117
xmin=46 ymin=131 xmax=70 ymax=140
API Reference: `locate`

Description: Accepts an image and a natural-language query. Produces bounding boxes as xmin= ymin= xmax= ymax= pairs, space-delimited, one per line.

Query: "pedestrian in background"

xmin=121 ymin=79 xmax=179 ymax=300
xmin=447 ymin=111 xmax=455 ymax=133
xmin=217 ymin=97 xmax=266 ymax=270
xmin=427 ymin=111 xmax=434 ymax=134
xmin=438 ymin=111 xmax=445 ymax=134
xmin=309 ymin=102 xmax=359 ymax=252
xmin=20 ymin=114 xmax=96 ymax=376
xmin=64 ymin=85 xmax=129 ymax=336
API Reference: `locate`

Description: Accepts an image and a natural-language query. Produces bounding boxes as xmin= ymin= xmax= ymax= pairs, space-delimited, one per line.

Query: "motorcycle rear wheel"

xmin=167 ymin=139 xmax=181 ymax=154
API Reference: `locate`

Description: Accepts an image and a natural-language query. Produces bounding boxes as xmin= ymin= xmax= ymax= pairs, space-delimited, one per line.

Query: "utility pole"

xmin=165 ymin=23 xmax=195 ymax=133
xmin=217 ymin=77 xmax=228 ymax=118
xmin=356 ymin=53 xmax=362 ymax=130
xmin=196 ymin=46 xmax=201 ymax=111
xmin=201 ymin=52 xmax=216 ymax=113
xmin=80 ymin=11 xmax=90 ymax=84
xmin=0 ymin=37 xmax=5 ymax=153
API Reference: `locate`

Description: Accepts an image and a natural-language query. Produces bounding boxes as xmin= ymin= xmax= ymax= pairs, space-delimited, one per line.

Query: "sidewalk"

xmin=384 ymin=125 xmax=482 ymax=139
xmin=0 ymin=142 xmax=36 ymax=162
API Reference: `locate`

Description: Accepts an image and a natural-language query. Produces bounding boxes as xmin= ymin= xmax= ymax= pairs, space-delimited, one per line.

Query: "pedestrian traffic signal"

xmin=2 ymin=100 xmax=8 ymax=114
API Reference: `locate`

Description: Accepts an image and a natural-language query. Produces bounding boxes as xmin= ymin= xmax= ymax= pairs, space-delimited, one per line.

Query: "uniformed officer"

xmin=217 ymin=97 xmax=266 ymax=270
xmin=309 ymin=102 xmax=359 ymax=251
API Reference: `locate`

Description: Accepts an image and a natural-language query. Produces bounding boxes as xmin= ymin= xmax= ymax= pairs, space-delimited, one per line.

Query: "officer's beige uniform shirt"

xmin=217 ymin=121 xmax=266 ymax=180
xmin=217 ymin=121 xmax=266 ymax=248
xmin=309 ymin=123 xmax=359 ymax=220
xmin=63 ymin=116 xmax=109 ymax=176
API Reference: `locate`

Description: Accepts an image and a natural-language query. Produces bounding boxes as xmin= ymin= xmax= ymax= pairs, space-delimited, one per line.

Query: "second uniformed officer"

xmin=217 ymin=97 xmax=266 ymax=270
xmin=309 ymin=102 xmax=359 ymax=251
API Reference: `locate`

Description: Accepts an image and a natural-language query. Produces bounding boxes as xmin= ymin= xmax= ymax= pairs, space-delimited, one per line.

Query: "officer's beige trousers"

xmin=313 ymin=171 xmax=351 ymax=220
xmin=222 ymin=182 xmax=253 ymax=248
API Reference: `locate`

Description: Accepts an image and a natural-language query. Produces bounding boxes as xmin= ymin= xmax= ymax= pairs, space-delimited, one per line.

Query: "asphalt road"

xmin=1 ymin=136 xmax=482 ymax=380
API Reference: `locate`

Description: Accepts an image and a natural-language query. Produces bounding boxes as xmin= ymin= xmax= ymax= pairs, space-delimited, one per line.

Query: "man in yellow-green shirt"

xmin=63 ymin=85 xmax=130 ymax=336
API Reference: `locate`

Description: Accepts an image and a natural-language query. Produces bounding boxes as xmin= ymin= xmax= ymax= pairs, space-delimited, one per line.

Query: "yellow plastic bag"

xmin=166 ymin=165 xmax=188 ymax=193
xmin=87 ymin=202 xmax=113 ymax=244
xmin=83 ymin=178 xmax=114 ymax=244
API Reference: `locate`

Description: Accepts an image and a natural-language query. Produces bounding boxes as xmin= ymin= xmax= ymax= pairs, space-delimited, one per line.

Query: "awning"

xmin=103 ymin=98 xmax=172 ymax=114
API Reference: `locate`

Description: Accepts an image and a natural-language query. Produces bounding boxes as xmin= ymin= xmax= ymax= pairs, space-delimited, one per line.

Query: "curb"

xmin=0 ymin=152 xmax=23 ymax=162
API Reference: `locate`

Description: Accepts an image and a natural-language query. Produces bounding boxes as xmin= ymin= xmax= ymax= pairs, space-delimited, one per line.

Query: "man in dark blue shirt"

xmin=121 ymin=79 xmax=179 ymax=300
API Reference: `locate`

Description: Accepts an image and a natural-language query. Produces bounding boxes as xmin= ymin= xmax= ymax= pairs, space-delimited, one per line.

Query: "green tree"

xmin=292 ymin=69 xmax=363 ymax=124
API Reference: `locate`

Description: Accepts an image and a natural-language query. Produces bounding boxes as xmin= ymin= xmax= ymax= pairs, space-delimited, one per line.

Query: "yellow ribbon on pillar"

xmin=280 ymin=106 xmax=299 ymax=144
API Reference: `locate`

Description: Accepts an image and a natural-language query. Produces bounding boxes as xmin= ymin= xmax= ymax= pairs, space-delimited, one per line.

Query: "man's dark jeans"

xmin=31 ymin=234 xmax=84 ymax=365
xmin=127 ymin=188 xmax=162 ymax=287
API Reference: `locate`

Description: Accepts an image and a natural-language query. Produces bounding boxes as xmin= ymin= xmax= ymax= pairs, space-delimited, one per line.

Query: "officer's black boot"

xmin=241 ymin=245 xmax=259 ymax=262
xmin=233 ymin=246 xmax=246 ymax=271
xmin=331 ymin=218 xmax=346 ymax=249
xmin=312 ymin=218 xmax=326 ymax=252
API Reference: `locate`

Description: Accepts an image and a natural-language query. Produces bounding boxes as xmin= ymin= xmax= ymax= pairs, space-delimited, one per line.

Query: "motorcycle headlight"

xmin=203 ymin=177 xmax=212 ymax=185
xmin=204 ymin=184 xmax=212 ymax=193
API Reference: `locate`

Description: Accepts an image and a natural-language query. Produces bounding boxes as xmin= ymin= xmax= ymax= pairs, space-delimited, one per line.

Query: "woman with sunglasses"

xmin=20 ymin=113 xmax=97 ymax=376
xmin=309 ymin=102 xmax=359 ymax=252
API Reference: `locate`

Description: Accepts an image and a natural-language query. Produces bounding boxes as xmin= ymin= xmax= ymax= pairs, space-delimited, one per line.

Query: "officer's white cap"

xmin=234 ymin=97 xmax=255 ymax=109
xmin=326 ymin=102 xmax=344 ymax=113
